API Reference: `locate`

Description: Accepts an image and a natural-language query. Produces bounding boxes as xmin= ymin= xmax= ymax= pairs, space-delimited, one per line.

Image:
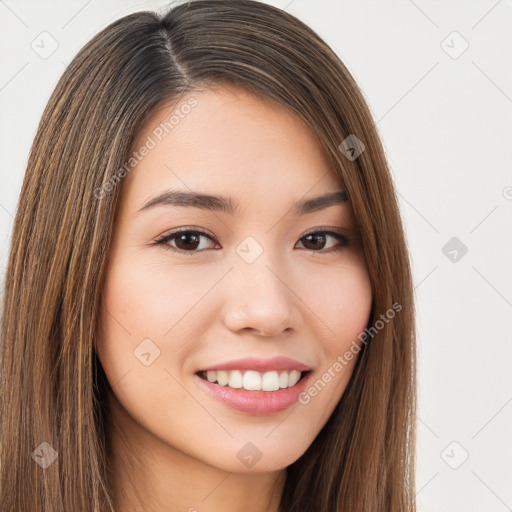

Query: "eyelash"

xmin=152 ymin=227 xmax=352 ymax=256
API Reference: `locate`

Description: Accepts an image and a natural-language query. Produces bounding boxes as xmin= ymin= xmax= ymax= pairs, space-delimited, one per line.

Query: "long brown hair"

xmin=0 ymin=1 xmax=416 ymax=510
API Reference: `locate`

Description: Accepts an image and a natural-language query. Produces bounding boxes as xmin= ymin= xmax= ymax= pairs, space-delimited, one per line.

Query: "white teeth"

xmin=228 ymin=370 xmax=243 ymax=388
xmin=216 ymin=370 xmax=229 ymax=386
xmin=243 ymin=370 xmax=261 ymax=390
xmin=200 ymin=369 xmax=305 ymax=391
xmin=261 ymin=371 xmax=280 ymax=391
xmin=288 ymin=370 xmax=301 ymax=387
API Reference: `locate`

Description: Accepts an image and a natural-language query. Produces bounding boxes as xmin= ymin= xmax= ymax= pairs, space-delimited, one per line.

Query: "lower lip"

xmin=194 ymin=372 xmax=312 ymax=415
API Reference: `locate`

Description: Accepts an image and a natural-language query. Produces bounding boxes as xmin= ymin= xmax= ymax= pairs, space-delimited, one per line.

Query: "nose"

xmin=221 ymin=249 xmax=297 ymax=337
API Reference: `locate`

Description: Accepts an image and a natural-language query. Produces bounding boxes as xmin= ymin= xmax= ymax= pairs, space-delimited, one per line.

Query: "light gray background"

xmin=1 ymin=1 xmax=511 ymax=510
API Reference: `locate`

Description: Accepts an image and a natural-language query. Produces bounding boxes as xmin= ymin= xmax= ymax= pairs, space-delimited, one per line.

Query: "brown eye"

xmin=174 ymin=232 xmax=202 ymax=251
xmin=154 ymin=229 xmax=218 ymax=254
xmin=296 ymin=231 xmax=350 ymax=253
xmin=153 ymin=228 xmax=351 ymax=256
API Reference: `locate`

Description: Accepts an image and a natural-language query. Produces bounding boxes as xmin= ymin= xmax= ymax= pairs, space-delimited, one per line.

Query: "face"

xmin=97 ymin=85 xmax=372 ymax=474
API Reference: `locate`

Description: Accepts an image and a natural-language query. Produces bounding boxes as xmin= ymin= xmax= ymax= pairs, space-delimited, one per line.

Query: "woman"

xmin=0 ymin=0 xmax=416 ymax=510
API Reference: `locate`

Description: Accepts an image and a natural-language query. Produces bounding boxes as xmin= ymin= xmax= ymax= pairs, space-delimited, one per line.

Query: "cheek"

xmin=100 ymin=253 xmax=209 ymax=340
xmin=309 ymin=263 xmax=373 ymax=355
xmin=96 ymin=256 xmax=165 ymax=383
xmin=103 ymin=258 xmax=168 ymax=329
xmin=295 ymin=265 xmax=372 ymax=427
xmin=96 ymin=253 xmax=216 ymax=382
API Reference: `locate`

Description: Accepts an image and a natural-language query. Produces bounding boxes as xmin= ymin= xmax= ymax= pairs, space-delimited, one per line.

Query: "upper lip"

xmin=197 ymin=356 xmax=312 ymax=373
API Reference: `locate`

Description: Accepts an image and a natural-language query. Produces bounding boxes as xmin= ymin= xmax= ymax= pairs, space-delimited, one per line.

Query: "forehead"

xmin=121 ymin=86 xmax=341 ymax=213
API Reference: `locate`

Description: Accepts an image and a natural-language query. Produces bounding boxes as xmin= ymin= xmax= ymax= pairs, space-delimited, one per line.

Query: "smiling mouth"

xmin=196 ymin=369 xmax=311 ymax=392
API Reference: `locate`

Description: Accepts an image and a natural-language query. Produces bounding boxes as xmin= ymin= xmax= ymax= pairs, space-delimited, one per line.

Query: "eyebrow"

xmin=137 ymin=189 xmax=348 ymax=216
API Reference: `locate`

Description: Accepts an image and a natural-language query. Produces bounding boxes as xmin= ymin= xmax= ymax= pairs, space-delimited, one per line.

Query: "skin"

xmin=97 ymin=85 xmax=373 ymax=512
